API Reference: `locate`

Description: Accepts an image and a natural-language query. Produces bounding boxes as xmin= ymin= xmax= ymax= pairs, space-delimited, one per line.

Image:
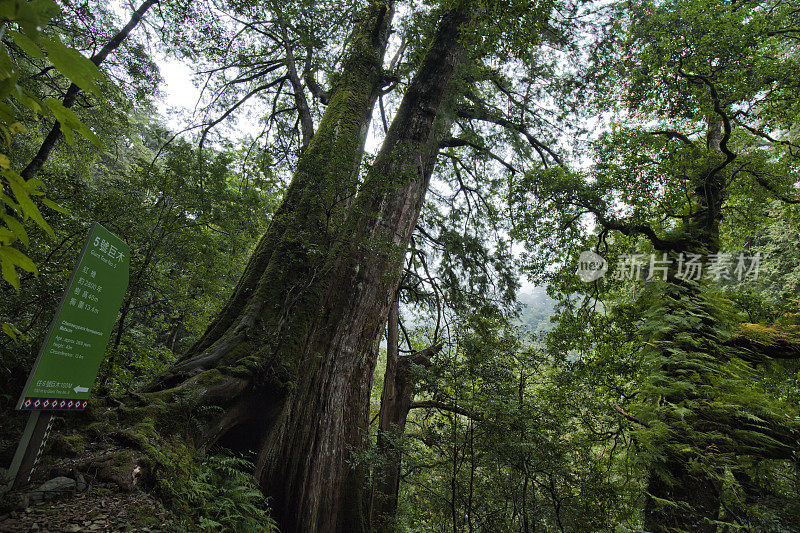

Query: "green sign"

xmin=16 ymin=223 xmax=129 ymax=411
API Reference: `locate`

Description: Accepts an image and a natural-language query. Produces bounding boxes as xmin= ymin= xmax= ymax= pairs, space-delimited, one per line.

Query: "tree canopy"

xmin=1 ymin=0 xmax=800 ymax=531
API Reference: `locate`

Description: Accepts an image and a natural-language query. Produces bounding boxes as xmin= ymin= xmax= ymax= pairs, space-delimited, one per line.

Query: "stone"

xmin=28 ymin=476 xmax=77 ymax=503
xmin=37 ymin=476 xmax=76 ymax=493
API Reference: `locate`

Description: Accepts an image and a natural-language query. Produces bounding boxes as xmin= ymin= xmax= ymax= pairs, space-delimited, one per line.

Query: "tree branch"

xmin=455 ymin=104 xmax=564 ymax=168
xmin=614 ymin=404 xmax=651 ymax=428
xmin=198 ymin=77 xmax=288 ymax=151
xmin=20 ymin=0 xmax=158 ymax=180
xmin=304 ymin=72 xmax=330 ymax=105
xmin=726 ymin=324 xmax=800 ymax=360
xmin=578 ymin=201 xmax=679 ymax=251
xmin=440 ymin=136 xmax=517 ymax=172
xmin=410 ymin=400 xmax=482 ymax=421
xmin=676 ymin=60 xmax=736 ymax=178
xmin=278 ymin=22 xmax=314 ymax=145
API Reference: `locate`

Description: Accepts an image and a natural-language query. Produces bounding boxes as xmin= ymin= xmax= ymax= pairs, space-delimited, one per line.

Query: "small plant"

xmin=154 ymin=447 xmax=277 ymax=532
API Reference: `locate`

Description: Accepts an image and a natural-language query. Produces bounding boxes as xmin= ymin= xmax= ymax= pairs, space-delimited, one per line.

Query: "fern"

xmin=152 ymin=446 xmax=278 ymax=532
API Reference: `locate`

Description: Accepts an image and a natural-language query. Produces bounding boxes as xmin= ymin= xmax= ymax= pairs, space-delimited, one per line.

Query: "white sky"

xmin=156 ymin=56 xmax=199 ymax=121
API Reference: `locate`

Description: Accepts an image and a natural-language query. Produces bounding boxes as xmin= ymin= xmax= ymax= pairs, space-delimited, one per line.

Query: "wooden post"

xmin=2 ymin=411 xmax=54 ymax=493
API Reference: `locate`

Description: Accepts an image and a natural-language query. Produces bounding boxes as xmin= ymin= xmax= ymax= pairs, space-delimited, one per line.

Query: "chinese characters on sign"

xmin=577 ymin=251 xmax=761 ymax=282
xmin=612 ymin=252 xmax=761 ymax=281
xmin=16 ymin=224 xmax=130 ymax=411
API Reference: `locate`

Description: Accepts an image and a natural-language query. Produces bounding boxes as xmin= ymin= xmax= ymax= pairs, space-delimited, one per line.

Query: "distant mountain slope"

xmin=516 ymin=286 xmax=556 ymax=334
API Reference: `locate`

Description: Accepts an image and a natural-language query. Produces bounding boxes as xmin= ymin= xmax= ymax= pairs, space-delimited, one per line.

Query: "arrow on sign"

xmin=73 ymin=385 xmax=89 ymax=393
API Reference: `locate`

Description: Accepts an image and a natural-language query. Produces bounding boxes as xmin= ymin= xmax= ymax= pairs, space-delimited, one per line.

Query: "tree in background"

xmin=512 ymin=0 xmax=800 ymax=529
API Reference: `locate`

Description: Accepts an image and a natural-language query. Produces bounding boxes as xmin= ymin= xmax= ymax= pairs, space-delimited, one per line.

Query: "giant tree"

xmin=134 ymin=0 xmax=590 ymax=528
xmin=512 ymin=0 xmax=800 ymax=529
xmin=2 ymin=0 xmax=588 ymax=529
xmin=131 ymin=2 xmax=509 ymax=531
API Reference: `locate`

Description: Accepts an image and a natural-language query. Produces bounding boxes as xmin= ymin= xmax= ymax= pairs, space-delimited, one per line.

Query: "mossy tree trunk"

xmin=584 ymin=110 xmax=800 ymax=530
xmin=369 ymin=297 xmax=438 ymax=530
xmin=140 ymin=3 xmax=476 ymax=531
xmin=637 ymin=118 xmax=800 ymax=531
xmin=640 ymin=120 xmax=730 ymax=532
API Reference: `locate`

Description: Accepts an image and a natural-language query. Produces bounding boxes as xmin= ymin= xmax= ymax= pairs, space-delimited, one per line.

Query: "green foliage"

xmin=155 ymin=449 xmax=278 ymax=532
xmin=2 ymin=0 xmax=800 ymax=530
xmin=0 ymin=3 xmax=279 ymax=473
xmin=394 ymin=310 xmax=639 ymax=531
xmin=0 ymin=0 xmax=103 ymax=292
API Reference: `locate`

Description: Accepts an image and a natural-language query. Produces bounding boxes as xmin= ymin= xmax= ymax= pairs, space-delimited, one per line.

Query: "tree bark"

xmin=369 ymin=295 xmax=439 ymax=530
xmin=370 ymin=293 xmax=404 ymax=530
xmin=251 ymin=6 xmax=473 ymax=530
xmin=140 ymin=2 xmax=477 ymax=531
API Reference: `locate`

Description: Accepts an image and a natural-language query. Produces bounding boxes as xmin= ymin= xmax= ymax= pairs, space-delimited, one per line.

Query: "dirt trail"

xmin=0 ymin=482 xmax=177 ymax=532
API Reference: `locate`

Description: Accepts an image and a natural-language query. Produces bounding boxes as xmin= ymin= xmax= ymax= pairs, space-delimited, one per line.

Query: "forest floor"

xmin=0 ymin=482 xmax=177 ymax=532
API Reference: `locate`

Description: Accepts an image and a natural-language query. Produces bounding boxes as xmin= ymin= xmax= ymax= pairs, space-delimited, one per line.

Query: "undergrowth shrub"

xmin=154 ymin=447 xmax=277 ymax=532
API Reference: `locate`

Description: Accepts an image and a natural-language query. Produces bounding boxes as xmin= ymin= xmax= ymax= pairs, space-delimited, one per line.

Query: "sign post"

xmin=3 ymin=223 xmax=129 ymax=492
xmin=6 ymin=410 xmax=53 ymax=490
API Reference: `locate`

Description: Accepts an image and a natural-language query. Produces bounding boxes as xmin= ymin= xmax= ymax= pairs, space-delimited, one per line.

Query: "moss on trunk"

xmin=87 ymin=3 xmax=482 ymax=531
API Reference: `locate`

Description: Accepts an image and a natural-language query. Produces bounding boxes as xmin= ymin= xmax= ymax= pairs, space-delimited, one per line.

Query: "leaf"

xmin=0 ymin=250 xmax=20 ymax=290
xmin=25 ymin=177 xmax=45 ymax=196
xmin=15 ymin=89 xmax=43 ymax=116
xmin=0 ymin=245 xmax=37 ymax=274
xmin=3 ymin=169 xmax=54 ymax=237
xmin=0 ymin=48 xmax=13 ymax=80
xmin=40 ymin=35 xmax=102 ymax=96
xmin=2 ymin=214 xmax=28 ymax=246
xmin=0 ymin=73 xmax=23 ymax=102
xmin=0 ymin=1 xmax=60 ymax=36
xmin=41 ymin=197 xmax=68 ymax=214
xmin=44 ymin=98 xmax=102 ymax=148
xmin=0 ymin=154 xmax=9 ymax=169
xmin=1 ymin=192 xmax=20 ymax=213
xmin=9 ymin=122 xmax=26 ymax=135
xmin=0 ymin=102 xmax=15 ymax=123
xmin=10 ymin=30 xmax=44 ymax=59
xmin=1 ymin=322 xmax=20 ymax=341
xmin=0 ymin=227 xmax=14 ymax=244
xmin=0 ymin=242 xmax=37 ymax=290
